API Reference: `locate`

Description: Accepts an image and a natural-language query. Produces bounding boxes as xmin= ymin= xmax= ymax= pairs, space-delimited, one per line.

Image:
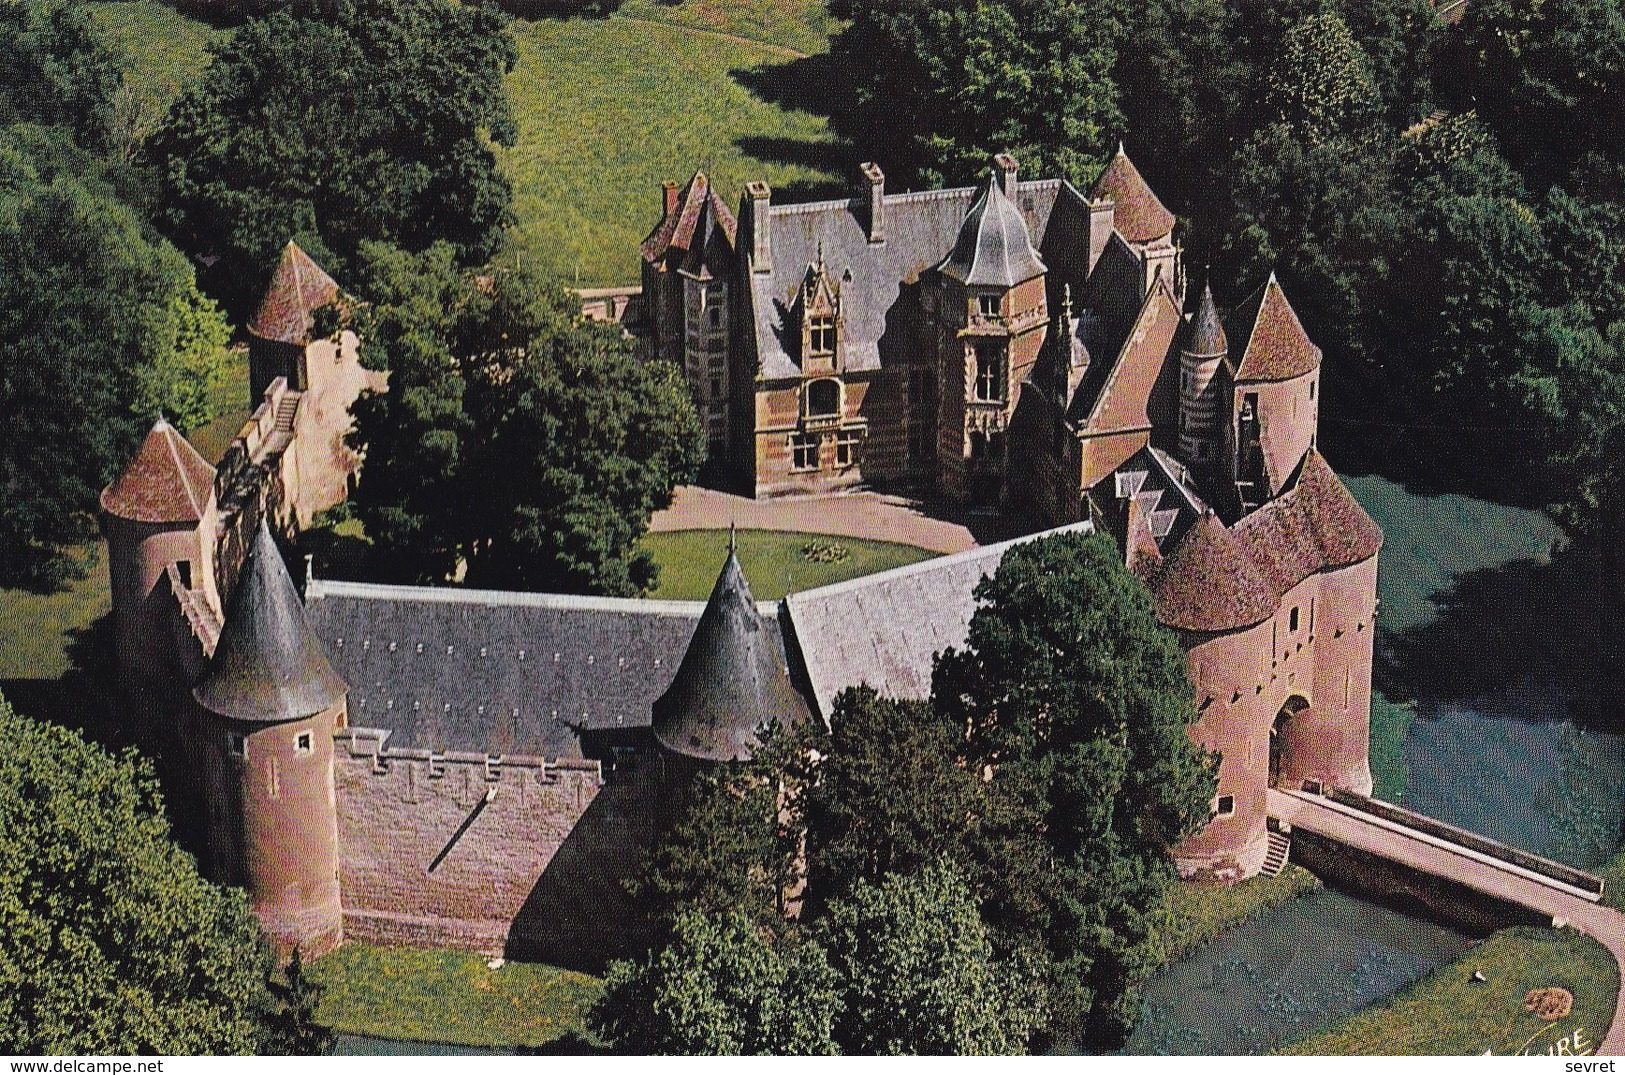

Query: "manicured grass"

xmin=618 ymin=0 xmax=837 ymax=55
xmin=0 ymin=546 xmax=111 ymax=682
xmin=1279 ymin=926 xmax=1617 ymax=1055
xmin=500 ymin=12 xmax=839 ymax=287
xmin=1156 ymin=865 xmax=1322 ymax=966
xmin=308 ymin=943 xmax=603 ymax=1050
xmin=641 ymin=528 xmax=936 ymax=601
xmin=1344 ymin=474 xmax=1562 ymax=635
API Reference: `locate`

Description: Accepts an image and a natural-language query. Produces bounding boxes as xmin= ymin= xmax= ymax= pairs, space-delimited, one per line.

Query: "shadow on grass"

xmin=1378 ymin=540 xmax=1622 ymax=731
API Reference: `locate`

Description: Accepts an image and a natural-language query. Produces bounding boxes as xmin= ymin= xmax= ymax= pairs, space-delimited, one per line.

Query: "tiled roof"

xmin=652 ymin=549 xmax=810 ymax=761
xmin=1231 ymin=275 xmax=1320 ymax=382
xmin=746 ymin=177 xmax=1080 ymax=380
xmin=99 ymin=419 xmax=216 ymax=524
xmin=248 ymin=241 xmax=341 ymax=345
xmin=1148 ymin=511 xmax=1278 ymax=632
xmin=936 ymin=172 xmax=1047 ymax=288
xmin=1070 ymin=284 xmax=1181 ymax=432
xmin=640 ymin=171 xmax=737 ymax=277
xmin=1089 ymin=148 xmax=1175 ymax=244
xmin=194 ymin=523 xmax=348 ymax=723
xmin=1149 ymin=451 xmax=1381 ymax=632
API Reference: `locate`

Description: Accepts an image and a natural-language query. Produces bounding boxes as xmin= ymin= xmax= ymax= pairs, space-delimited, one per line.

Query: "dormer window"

xmin=978 ymin=293 xmax=1001 ymax=318
xmin=808 ymin=316 xmax=836 ymax=357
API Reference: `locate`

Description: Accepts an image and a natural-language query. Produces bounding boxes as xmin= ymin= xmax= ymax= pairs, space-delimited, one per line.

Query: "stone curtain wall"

xmin=332 ymin=728 xmax=603 ymax=955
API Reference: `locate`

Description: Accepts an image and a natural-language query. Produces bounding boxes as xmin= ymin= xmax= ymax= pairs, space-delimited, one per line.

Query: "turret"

xmin=651 ymin=539 xmax=810 ymax=762
xmin=247 ymin=241 xmax=341 ymax=399
xmin=100 ymin=419 xmax=220 ymax=695
xmin=193 ymin=522 xmax=347 ymax=957
xmin=1178 ymin=283 xmax=1228 ymax=468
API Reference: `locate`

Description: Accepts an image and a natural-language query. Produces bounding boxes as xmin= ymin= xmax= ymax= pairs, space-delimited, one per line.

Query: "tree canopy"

xmin=346 ymin=242 xmax=704 ymax=595
xmin=0 ymin=693 xmax=286 ymax=1053
xmin=0 ymin=127 xmax=234 ymax=589
xmin=149 ymin=0 xmax=518 ymax=317
xmin=0 ymin=1 xmax=122 ymax=152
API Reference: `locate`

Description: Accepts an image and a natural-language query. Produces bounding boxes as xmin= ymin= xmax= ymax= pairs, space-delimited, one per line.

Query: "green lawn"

xmin=0 ymin=546 xmax=111 ymax=682
xmin=1280 ymin=926 xmax=1617 ymax=1055
xmin=308 ymin=943 xmax=603 ymax=1050
xmin=616 ymin=0 xmax=837 ymax=54
xmin=642 ymin=528 xmax=936 ymax=601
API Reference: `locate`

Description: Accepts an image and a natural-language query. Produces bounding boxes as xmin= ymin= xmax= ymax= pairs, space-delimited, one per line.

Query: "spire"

xmin=651 ymin=547 xmax=810 ymax=761
xmin=1088 ymin=147 xmax=1175 ymax=244
xmin=1231 ymin=274 xmax=1321 ymax=381
xmin=936 ymin=167 xmax=1046 ymax=288
xmin=100 ymin=419 xmax=217 ymax=524
xmin=1187 ymin=281 xmax=1227 ymax=357
xmin=193 ymin=522 xmax=347 ymax=724
xmin=248 ymin=241 xmax=341 ymax=346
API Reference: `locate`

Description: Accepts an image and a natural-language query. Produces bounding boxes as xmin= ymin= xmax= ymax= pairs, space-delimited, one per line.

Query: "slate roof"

xmin=747 ymin=178 xmax=1082 ymax=380
xmin=1187 ymin=282 xmax=1227 ymax=357
xmin=641 ymin=171 xmax=737 ymax=280
xmin=248 ymin=241 xmax=341 ymax=345
xmin=936 ymin=172 xmax=1047 ymax=288
xmin=1230 ymin=274 xmax=1321 ymax=382
xmin=652 ymin=549 xmax=810 ymax=761
xmin=784 ymin=522 xmax=1093 ymax=715
xmin=303 ymin=580 xmax=729 ymax=756
xmin=1089 ymin=148 xmax=1176 ymax=244
xmin=1147 ymin=451 xmax=1381 ymax=632
xmin=100 ymin=419 xmax=216 ymax=524
xmin=194 ymin=523 xmax=348 ymax=723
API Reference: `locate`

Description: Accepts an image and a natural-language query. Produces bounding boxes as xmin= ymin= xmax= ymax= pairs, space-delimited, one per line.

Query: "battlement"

xmin=334 ymin=725 xmax=603 ymax=783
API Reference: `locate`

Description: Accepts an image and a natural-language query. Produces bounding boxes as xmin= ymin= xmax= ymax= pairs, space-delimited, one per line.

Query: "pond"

xmin=1125 ymin=475 xmax=1625 ymax=1055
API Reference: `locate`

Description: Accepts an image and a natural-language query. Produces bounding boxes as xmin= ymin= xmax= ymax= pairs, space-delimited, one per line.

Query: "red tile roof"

xmin=248 ymin=241 xmax=341 ymax=345
xmin=1089 ymin=148 xmax=1175 ymax=244
xmin=100 ymin=420 xmax=216 ymax=524
xmin=1148 ymin=451 xmax=1381 ymax=632
xmin=641 ymin=171 xmax=738 ymax=267
xmin=1079 ymin=284 xmax=1180 ymax=433
xmin=1231 ymin=275 xmax=1320 ymax=382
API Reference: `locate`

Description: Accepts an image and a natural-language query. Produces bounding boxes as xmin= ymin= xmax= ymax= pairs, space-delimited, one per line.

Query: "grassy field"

xmin=0 ymin=547 xmax=111 ymax=682
xmin=641 ymin=528 xmax=936 ymax=600
xmin=1279 ymin=926 xmax=1617 ymax=1055
xmin=308 ymin=943 xmax=602 ymax=1050
xmin=1157 ymin=865 xmax=1321 ymax=967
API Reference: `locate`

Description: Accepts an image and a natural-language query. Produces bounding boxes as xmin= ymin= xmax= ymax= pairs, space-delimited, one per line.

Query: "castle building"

xmin=100 ymin=159 xmax=1382 ymax=960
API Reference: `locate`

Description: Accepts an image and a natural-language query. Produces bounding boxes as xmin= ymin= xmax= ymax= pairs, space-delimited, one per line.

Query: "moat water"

xmin=1125 ymin=694 xmax=1625 ymax=1054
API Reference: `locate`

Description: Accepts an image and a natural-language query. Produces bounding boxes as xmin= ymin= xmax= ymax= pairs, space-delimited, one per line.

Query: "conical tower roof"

xmin=1090 ymin=146 xmax=1176 ymax=244
xmin=100 ymin=419 xmax=216 ymax=524
xmin=194 ymin=522 xmax=347 ymax=724
xmin=937 ymin=170 xmax=1046 ymax=288
xmin=1186 ymin=282 xmax=1227 ymax=357
xmin=652 ymin=545 xmax=810 ymax=761
xmin=248 ymin=241 xmax=341 ymax=345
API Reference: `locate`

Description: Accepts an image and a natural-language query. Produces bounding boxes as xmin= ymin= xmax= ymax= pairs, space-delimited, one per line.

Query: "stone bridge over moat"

xmin=1267 ymin=786 xmax=1625 ymax=1054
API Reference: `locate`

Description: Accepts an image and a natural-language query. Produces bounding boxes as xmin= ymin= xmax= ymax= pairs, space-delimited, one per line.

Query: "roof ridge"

xmin=162 ymin=424 xmax=203 ymax=519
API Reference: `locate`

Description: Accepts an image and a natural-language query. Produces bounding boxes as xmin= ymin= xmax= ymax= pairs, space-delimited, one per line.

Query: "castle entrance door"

xmin=1269 ymin=696 xmax=1312 ymax=787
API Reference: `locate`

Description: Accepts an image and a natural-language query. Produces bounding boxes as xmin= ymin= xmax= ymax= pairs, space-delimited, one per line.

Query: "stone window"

xmin=790 ymin=433 xmax=819 ymax=472
xmin=978 ymin=292 xmax=1001 ymax=318
xmin=1290 ymin=606 xmax=1300 ymax=632
xmin=973 ymin=342 xmax=1006 ymax=402
xmin=836 ymin=430 xmax=861 ymax=468
xmin=294 ymin=731 xmax=313 ymax=755
xmin=1214 ymin=795 xmax=1235 ymax=817
xmin=227 ymin=731 xmax=247 ymax=760
xmin=1309 ymin=379 xmax=1316 ymax=401
xmin=808 ymin=316 xmax=836 ymax=357
xmin=805 ymin=378 xmax=841 ymax=418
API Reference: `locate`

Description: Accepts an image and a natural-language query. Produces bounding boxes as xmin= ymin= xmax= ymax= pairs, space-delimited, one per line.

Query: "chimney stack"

xmin=662 ymin=180 xmax=679 ymax=217
xmin=860 ymin=161 xmax=885 ymax=244
xmin=745 ymin=181 xmax=773 ymax=274
xmin=994 ymin=152 xmax=1019 ymax=199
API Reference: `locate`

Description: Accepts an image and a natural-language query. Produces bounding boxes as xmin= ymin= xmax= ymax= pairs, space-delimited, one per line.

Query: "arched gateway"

xmin=1269 ymin=695 xmax=1312 ymax=788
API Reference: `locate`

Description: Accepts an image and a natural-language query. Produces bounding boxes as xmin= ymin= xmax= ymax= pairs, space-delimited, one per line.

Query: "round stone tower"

xmin=651 ymin=539 xmax=811 ymax=763
xmin=193 ymin=522 xmax=348 ymax=957
xmin=1177 ymin=283 xmax=1228 ymax=467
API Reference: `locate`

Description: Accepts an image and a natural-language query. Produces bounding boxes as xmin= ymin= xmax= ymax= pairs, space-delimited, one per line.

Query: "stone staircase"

xmin=259 ymin=391 xmax=301 ymax=459
xmin=1262 ymin=827 xmax=1292 ymax=876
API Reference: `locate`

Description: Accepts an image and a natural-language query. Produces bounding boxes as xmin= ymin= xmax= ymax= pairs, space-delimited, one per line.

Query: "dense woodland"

xmin=0 ymin=0 xmax=1621 ymax=1054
